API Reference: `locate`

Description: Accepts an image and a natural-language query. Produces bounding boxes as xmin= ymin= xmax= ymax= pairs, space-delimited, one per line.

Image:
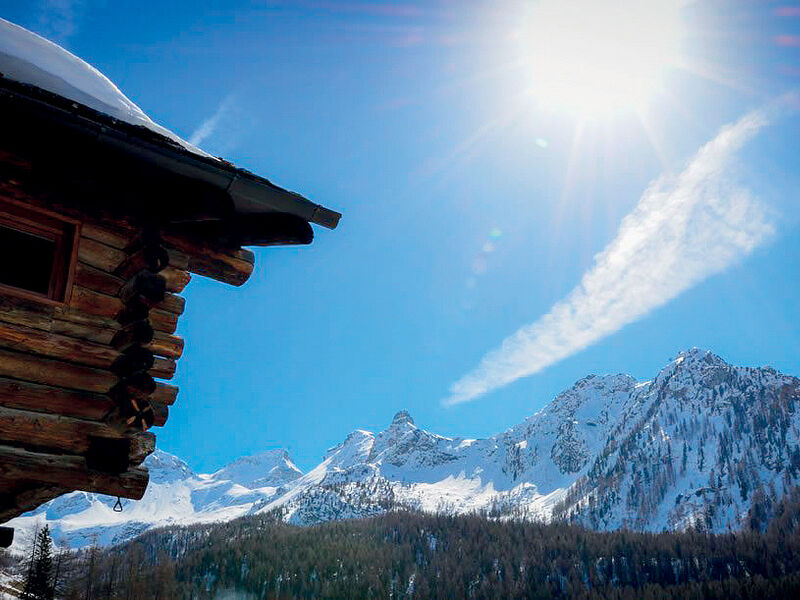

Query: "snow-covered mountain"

xmin=554 ymin=349 xmax=800 ymax=531
xmin=7 ymin=349 xmax=800 ymax=551
xmin=7 ymin=449 xmax=302 ymax=550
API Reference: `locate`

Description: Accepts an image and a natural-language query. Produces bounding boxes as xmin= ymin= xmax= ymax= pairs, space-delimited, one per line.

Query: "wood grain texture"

xmin=0 ymin=483 xmax=67 ymax=524
xmin=146 ymin=331 xmax=184 ymax=360
xmin=0 ymin=348 xmax=117 ymax=393
xmin=0 ymin=405 xmax=124 ymax=454
xmin=74 ymin=261 xmax=125 ymax=296
xmin=129 ymin=432 xmax=156 ymax=465
xmin=80 ymin=222 xmax=134 ymax=250
xmin=77 ymin=238 xmax=127 ymax=273
xmin=150 ymin=356 xmax=177 ymax=380
xmin=149 ymin=308 xmax=179 ymax=335
xmin=0 ymin=377 xmax=114 ymax=421
xmin=0 ymin=294 xmax=118 ymax=345
xmin=156 ymin=292 xmax=186 ymax=316
xmin=160 ymin=267 xmax=191 ymax=293
xmin=0 ymin=320 xmax=119 ymax=369
xmin=162 ymin=234 xmax=254 ymax=286
xmin=0 ymin=445 xmax=149 ymax=499
xmin=151 ymin=382 xmax=179 ymax=406
xmin=69 ymin=286 xmax=123 ymax=319
xmin=152 ymin=402 xmax=168 ymax=427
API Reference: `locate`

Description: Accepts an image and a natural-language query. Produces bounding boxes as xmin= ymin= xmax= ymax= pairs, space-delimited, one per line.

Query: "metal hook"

xmin=113 ymin=497 xmax=123 ymax=513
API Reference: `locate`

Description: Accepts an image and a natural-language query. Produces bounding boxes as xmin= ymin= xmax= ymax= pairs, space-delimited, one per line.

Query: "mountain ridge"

xmin=7 ymin=348 xmax=800 ymax=551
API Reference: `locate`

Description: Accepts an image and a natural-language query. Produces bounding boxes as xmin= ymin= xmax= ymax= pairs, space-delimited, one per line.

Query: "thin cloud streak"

xmin=189 ymin=94 xmax=237 ymax=148
xmin=36 ymin=0 xmax=85 ymax=45
xmin=445 ymin=106 xmax=781 ymax=406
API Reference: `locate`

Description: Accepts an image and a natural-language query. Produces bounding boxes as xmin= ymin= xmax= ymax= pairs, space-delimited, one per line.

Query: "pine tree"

xmin=681 ymin=442 xmax=688 ymax=475
xmin=22 ymin=525 xmax=55 ymax=600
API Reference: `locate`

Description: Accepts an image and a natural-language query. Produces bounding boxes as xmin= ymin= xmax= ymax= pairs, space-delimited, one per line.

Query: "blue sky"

xmin=4 ymin=1 xmax=800 ymax=472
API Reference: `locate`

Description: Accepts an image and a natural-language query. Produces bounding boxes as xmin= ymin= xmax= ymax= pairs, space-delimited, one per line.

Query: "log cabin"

xmin=0 ymin=19 xmax=340 ymax=546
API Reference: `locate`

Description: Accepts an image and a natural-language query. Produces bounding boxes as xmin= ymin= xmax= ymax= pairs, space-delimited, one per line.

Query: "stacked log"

xmin=0 ymin=217 xmax=190 ymax=513
xmin=0 ymin=445 xmax=148 ymax=498
xmin=0 ymin=484 xmax=67 ymax=527
xmin=0 ymin=162 xmax=266 ymax=522
xmin=109 ymin=230 xmax=185 ymax=432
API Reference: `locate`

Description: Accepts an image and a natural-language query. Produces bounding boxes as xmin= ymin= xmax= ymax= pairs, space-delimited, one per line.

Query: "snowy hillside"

xmin=554 ymin=349 xmax=800 ymax=531
xmin=7 ymin=349 xmax=799 ymax=551
xmin=7 ymin=449 xmax=302 ymax=551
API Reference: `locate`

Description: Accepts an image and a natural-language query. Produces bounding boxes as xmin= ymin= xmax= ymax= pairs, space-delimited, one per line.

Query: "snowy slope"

xmin=7 ymin=349 xmax=800 ymax=550
xmin=0 ymin=18 xmax=211 ymax=157
xmin=210 ymin=449 xmax=302 ymax=488
xmin=268 ymin=377 xmax=638 ymax=525
xmin=554 ymin=349 xmax=800 ymax=532
xmin=6 ymin=450 xmax=301 ymax=552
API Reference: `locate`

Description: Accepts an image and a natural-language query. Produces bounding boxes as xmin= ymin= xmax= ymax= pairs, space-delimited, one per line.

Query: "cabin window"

xmin=0 ymin=200 xmax=78 ymax=303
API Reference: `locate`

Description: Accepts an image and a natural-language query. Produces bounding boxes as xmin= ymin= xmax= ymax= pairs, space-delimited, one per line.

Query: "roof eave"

xmin=0 ymin=77 xmax=342 ymax=230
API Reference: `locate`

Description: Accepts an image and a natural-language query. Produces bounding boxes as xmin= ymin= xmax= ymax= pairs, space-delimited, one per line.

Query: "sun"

xmin=521 ymin=0 xmax=684 ymax=117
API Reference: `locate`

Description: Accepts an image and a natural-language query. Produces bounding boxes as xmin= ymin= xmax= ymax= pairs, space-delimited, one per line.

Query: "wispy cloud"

xmin=189 ymin=94 xmax=238 ymax=148
xmin=36 ymin=0 xmax=85 ymax=45
xmin=445 ymin=104 xmax=785 ymax=406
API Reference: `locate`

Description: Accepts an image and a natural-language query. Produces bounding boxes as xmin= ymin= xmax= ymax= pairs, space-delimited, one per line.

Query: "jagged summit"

xmin=543 ymin=372 xmax=637 ymax=424
xmin=391 ymin=410 xmax=415 ymax=426
xmin=144 ymin=449 xmax=194 ymax=484
xmin=558 ymin=372 xmax=637 ymax=397
xmin=674 ymin=347 xmax=726 ymax=365
xmin=211 ymin=448 xmax=302 ymax=488
xmin=650 ymin=348 xmax=734 ymax=386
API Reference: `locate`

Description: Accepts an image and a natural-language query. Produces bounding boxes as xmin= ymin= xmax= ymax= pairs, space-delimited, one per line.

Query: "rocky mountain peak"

xmin=573 ymin=372 xmax=636 ymax=393
xmin=143 ymin=449 xmax=194 ymax=484
xmin=547 ymin=372 xmax=637 ymax=419
xmin=673 ymin=347 xmax=728 ymax=370
xmin=211 ymin=449 xmax=302 ymax=488
xmin=391 ymin=410 xmax=415 ymax=427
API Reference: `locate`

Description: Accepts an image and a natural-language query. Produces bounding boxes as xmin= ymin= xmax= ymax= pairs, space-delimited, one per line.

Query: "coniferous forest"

xmin=4 ymin=488 xmax=795 ymax=600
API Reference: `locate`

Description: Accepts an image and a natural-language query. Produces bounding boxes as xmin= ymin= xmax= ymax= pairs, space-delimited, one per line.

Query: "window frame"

xmin=0 ymin=198 xmax=80 ymax=306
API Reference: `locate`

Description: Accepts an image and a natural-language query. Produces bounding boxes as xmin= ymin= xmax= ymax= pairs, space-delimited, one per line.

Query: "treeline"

xmin=44 ymin=487 xmax=800 ymax=599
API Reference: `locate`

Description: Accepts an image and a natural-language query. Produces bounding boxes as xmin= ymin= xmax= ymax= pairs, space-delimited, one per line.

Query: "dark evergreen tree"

xmin=22 ymin=525 xmax=55 ymax=600
xmin=56 ymin=487 xmax=800 ymax=600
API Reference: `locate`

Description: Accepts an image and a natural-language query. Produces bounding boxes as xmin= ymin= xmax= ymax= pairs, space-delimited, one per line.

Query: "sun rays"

xmin=519 ymin=0 xmax=684 ymax=118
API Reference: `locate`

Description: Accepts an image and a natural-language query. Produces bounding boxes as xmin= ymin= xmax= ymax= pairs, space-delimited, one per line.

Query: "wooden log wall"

xmin=0 ymin=163 xmax=258 ymax=523
xmin=0 ymin=221 xmax=186 ymax=520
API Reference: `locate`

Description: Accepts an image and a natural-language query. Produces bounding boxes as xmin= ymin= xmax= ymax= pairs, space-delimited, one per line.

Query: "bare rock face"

xmin=391 ymin=410 xmax=414 ymax=426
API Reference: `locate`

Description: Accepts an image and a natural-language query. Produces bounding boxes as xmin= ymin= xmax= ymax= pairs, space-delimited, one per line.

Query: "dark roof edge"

xmin=0 ymin=77 xmax=341 ymax=230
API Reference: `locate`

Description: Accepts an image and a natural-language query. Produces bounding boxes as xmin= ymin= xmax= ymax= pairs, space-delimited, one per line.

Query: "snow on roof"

xmin=0 ymin=17 xmax=213 ymax=159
